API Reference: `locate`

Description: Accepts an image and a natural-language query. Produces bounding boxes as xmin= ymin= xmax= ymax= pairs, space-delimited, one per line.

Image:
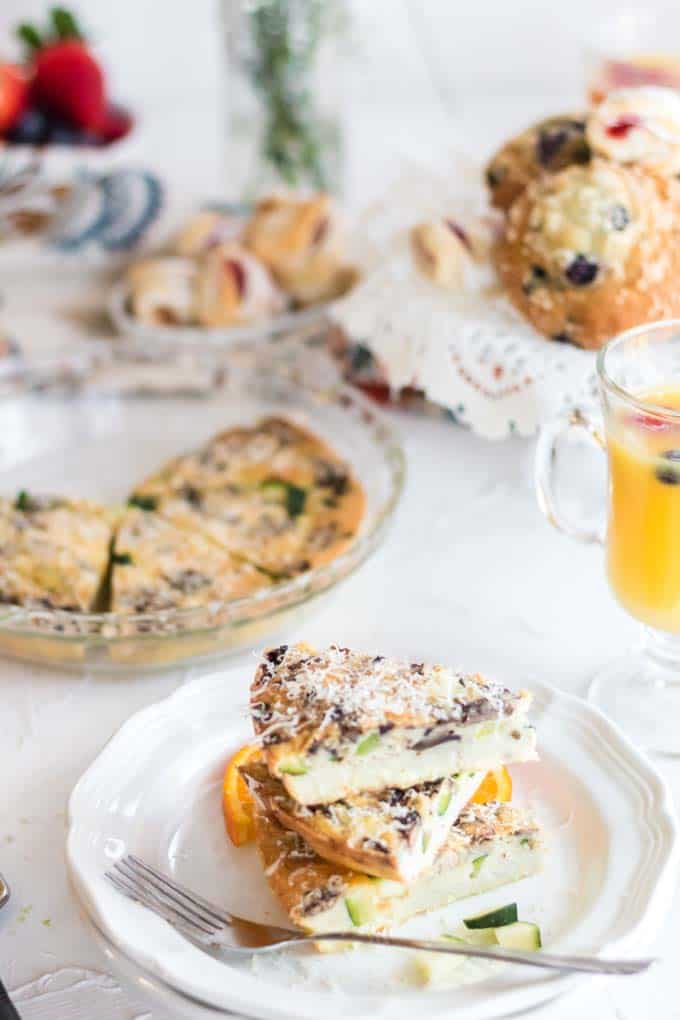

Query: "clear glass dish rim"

xmin=0 ymin=343 xmax=406 ymax=644
xmin=108 ymin=278 xmax=341 ymax=350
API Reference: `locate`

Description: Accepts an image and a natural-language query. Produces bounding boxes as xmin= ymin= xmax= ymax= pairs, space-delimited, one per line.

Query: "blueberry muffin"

xmin=486 ymin=114 xmax=591 ymax=213
xmin=493 ymin=159 xmax=680 ymax=350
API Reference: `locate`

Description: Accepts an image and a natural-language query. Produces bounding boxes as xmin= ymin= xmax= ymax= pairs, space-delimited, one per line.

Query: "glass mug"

xmin=536 ymin=320 xmax=680 ymax=755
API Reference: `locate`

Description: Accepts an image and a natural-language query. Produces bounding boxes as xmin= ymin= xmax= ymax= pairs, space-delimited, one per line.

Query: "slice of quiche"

xmin=110 ymin=507 xmax=268 ymax=614
xmin=250 ymin=643 xmax=537 ymax=805
xmin=129 ymin=417 xmax=365 ymax=579
xmin=249 ymin=789 xmax=542 ymax=943
xmin=242 ymin=760 xmax=484 ymax=883
xmin=0 ymin=493 xmax=116 ymax=611
xmin=152 ymin=477 xmax=363 ymax=579
xmin=132 ymin=417 xmax=357 ymax=498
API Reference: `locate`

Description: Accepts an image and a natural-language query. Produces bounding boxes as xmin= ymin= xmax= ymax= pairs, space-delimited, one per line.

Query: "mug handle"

xmin=535 ymin=408 xmax=606 ymax=545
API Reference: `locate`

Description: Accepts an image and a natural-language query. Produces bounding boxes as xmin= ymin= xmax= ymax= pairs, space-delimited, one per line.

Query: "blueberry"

xmin=6 ymin=109 xmax=48 ymax=145
xmin=661 ymin=449 xmax=680 ymax=461
xmin=655 ymin=466 xmax=680 ymax=485
xmin=609 ymin=204 xmax=630 ymax=231
xmin=47 ymin=118 xmax=94 ymax=146
xmin=522 ymin=264 xmax=548 ymax=295
xmin=565 ymin=255 xmax=598 ymax=286
xmin=486 ymin=165 xmax=504 ymax=189
xmin=537 ymin=128 xmax=568 ymax=167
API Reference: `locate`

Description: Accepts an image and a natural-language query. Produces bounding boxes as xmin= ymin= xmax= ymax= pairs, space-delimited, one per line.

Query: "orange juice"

xmin=607 ymin=387 xmax=680 ymax=631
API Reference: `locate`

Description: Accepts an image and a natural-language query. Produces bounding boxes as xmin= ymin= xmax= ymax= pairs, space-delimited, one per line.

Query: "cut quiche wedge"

xmin=129 ymin=417 xmax=365 ymax=579
xmin=250 ymin=643 xmax=537 ymax=805
xmin=248 ymin=789 xmax=542 ymax=946
xmin=0 ymin=494 xmax=117 ymax=611
xmin=241 ymin=759 xmax=485 ymax=883
xmin=131 ymin=417 xmax=357 ymax=499
xmin=110 ymin=507 xmax=268 ymax=614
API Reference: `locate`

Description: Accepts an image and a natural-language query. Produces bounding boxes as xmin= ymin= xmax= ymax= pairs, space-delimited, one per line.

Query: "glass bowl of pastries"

xmin=0 ymin=345 xmax=403 ymax=672
xmin=109 ymin=193 xmax=361 ymax=348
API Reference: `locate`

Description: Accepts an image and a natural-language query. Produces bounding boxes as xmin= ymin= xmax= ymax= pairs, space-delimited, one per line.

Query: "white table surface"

xmin=1 ymin=99 xmax=680 ymax=1020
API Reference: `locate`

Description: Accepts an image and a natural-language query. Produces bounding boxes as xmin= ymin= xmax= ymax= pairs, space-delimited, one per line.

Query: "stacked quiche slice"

xmin=243 ymin=643 xmax=543 ymax=942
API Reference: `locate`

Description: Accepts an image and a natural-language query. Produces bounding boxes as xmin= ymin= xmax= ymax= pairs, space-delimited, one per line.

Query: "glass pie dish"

xmin=0 ymin=345 xmax=404 ymax=672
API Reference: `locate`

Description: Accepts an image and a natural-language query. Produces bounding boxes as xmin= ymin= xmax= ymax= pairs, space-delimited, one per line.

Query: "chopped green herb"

xmin=112 ymin=552 xmax=133 ymax=566
xmin=260 ymin=478 xmax=307 ymax=518
xmin=355 ymin=732 xmax=380 ymax=756
xmin=15 ymin=490 xmax=31 ymax=511
xmin=41 ymin=918 xmax=52 ymax=928
xmin=520 ymin=837 xmax=531 ymax=847
xmin=128 ymin=495 xmax=157 ymax=511
xmin=286 ymin=484 xmax=306 ymax=518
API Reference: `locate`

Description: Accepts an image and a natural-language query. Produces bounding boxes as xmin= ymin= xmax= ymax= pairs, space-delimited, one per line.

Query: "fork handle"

xmin=0 ymin=980 xmax=21 ymax=1020
xmin=306 ymin=933 xmax=654 ymax=976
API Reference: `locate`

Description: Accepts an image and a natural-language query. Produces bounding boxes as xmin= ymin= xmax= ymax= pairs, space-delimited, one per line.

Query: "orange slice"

xmin=222 ymin=743 xmax=261 ymax=846
xmin=471 ymin=766 xmax=513 ymax=805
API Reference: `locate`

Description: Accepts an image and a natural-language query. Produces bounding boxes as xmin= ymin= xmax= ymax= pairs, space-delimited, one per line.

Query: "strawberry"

xmin=17 ymin=8 xmax=107 ymax=132
xmin=32 ymin=40 xmax=106 ymax=131
xmin=0 ymin=64 xmax=28 ymax=134
xmin=98 ymin=104 xmax=134 ymax=145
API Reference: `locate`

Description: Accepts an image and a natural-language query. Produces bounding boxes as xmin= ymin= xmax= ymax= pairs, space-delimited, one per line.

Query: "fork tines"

xmin=106 ymin=855 xmax=232 ymax=941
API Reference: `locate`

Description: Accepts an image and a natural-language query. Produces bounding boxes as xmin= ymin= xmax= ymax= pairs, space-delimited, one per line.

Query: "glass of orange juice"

xmin=536 ymin=319 xmax=680 ymax=754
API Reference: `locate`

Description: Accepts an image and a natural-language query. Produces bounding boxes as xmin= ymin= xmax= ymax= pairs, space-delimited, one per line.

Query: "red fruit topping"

xmin=225 ymin=258 xmax=247 ymax=299
xmin=605 ymin=114 xmax=641 ymax=139
xmin=445 ymin=219 xmax=472 ymax=251
xmin=0 ymin=64 xmax=28 ymax=134
xmin=627 ymin=411 xmax=672 ymax=431
xmin=355 ymin=381 xmax=392 ymax=405
xmin=98 ymin=105 xmax=133 ymax=144
xmin=312 ymin=216 xmax=329 ymax=246
xmin=32 ymin=40 xmax=106 ymax=131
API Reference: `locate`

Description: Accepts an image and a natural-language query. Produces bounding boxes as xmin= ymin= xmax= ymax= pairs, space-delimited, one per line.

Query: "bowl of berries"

xmin=1 ymin=6 xmax=134 ymax=153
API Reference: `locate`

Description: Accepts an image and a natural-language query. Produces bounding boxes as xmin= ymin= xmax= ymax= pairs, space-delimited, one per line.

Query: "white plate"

xmin=67 ymin=666 xmax=679 ymax=1020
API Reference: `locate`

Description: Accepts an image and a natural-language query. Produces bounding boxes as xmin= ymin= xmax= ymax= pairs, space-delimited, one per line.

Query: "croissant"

xmin=410 ymin=220 xmax=474 ymax=289
xmin=195 ymin=242 xmax=286 ymax=328
xmin=174 ymin=210 xmax=243 ymax=257
xmin=128 ymin=257 xmax=198 ymax=326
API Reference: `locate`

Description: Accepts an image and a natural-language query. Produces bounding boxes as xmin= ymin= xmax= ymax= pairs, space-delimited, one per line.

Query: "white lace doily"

xmin=334 ymin=161 xmax=599 ymax=440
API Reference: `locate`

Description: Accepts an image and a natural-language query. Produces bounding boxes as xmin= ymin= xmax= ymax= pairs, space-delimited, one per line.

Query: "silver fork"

xmin=106 ymin=856 xmax=654 ymax=976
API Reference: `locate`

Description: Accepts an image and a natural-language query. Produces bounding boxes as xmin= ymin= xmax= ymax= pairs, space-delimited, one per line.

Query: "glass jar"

xmin=221 ymin=0 xmax=348 ymax=199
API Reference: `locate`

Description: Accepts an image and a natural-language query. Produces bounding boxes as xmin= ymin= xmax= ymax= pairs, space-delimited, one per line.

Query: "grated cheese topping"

xmin=250 ymin=643 xmax=527 ymax=751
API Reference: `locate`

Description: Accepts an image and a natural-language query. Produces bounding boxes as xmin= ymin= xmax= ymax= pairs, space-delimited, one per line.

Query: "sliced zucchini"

xmin=463 ymin=902 xmax=518 ymax=929
xmin=278 ymin=757 xmax=308 ymax=776
xmin=344 ymin=894 xmax=374 ymax=927
xmin=473 ymin=721 xmax=497 ymax=740
xmin=355 ymin=731 xmax=380 ymax=756
xmin=495 ymin=921 xmax=542 ymax=951
xmin=451 ymin=927 xmax=498 ymax=947
xmin=437 ymin=788 xmax=452 ymax=816
xmin=470 ymin=854 xmax=487 ymax=877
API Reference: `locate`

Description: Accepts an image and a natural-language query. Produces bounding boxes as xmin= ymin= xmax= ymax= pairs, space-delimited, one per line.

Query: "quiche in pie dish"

xmin=0 ymin=418 xmax=364 ymax=619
